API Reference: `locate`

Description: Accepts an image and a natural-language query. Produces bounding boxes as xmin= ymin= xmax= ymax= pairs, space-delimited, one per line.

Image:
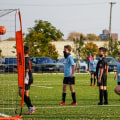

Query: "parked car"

xmin=57 ymin=58 xmax=88 ymax=72
xmin=96 ymin=57 xmax=117 ymax=72
xmin=31 ymin=57 xmax=59 ymax=72
xmin=1 ymin=57 xmax=17 ymax=72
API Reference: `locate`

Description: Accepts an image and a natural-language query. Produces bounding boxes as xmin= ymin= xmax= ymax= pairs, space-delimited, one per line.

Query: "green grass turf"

xmin=0 ymin=73 xmax=120 ymax=120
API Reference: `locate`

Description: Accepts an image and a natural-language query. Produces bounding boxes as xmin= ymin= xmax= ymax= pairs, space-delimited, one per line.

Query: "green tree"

xmin=0 ymin=49 xmax=2 ymax=58
xmin=24 ymin=20 xmax=63 ymax=59
xmin=72 ymin=34 xmax=85 ymax=56
xmin=108 ymin=37 xmax=120 ymax=58
xmin=87 ymin=34 xmax=101 ymax=41
xmin=83 ymin=42 xmax=99 ymax=57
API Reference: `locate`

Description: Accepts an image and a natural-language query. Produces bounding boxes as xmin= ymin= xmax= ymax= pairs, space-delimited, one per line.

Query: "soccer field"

xmin=1 ymin=73 xmax=120 ymax=120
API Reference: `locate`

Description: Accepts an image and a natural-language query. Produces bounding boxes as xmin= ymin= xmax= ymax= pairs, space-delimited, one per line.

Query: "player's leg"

xmin=60 ymin=77 xmax=68 ymax=105
xmin=24 ymin=85 xmax=36 ymax=114
xmin=90 ymin=72 xmax=94 ymax=86
xmin=114 ymin=85 xmax=120 ymax=95
xmin=103 ymin=86 xmax=108 ymax=105
xmin=98 ymin=85 xmax=104 ymax=105
xmin=103 ymin=77 xmax=108 ymax=105
xmin=69 ymin=84 xmax=77 ymax=105
xmin=19 ymin=87 xmax=22 ymax=97
xmin=94 ymin=72 xmax=96 ymax=86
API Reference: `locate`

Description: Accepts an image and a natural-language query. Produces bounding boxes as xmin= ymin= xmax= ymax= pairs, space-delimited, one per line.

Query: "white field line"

xmin=1 ymin=105 xmax=120 ymax=110
xmin=31 ymin=85 xmax=53 ymax=88
xmin=0 ymin=113 xmax=11 ymax=117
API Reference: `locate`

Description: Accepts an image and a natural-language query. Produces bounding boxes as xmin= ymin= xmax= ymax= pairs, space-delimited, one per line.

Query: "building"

xmin=99 ymin=29 xmax=118 ymax=41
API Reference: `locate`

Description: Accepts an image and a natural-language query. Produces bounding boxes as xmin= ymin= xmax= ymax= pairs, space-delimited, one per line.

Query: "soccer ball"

xmin=0 ymin=26 xmax=6 ymax=35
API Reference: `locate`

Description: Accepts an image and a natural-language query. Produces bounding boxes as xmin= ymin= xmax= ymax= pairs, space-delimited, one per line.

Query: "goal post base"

xmin=0 ymin=115 xmax=23 ymax=120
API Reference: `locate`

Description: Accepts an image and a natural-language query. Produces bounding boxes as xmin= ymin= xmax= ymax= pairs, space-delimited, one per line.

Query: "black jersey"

xmin=25 ymin=56 xmax=33 ymax=85
xmin=96 ymin=57 xmax=107 ymax=80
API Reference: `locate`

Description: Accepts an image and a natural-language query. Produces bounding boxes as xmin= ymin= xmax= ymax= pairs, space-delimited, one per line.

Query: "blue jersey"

xmin=89 ymin=60 xmax=98 ymax=72
xmin=63 ymin=55 xmax=75 ymax=77
xmin=117 ymin=62 xmax=120 ymax=82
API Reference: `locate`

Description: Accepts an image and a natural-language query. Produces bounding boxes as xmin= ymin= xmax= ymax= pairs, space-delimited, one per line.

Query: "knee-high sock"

xmin=62 ymin=93 xmax=66 ymax=102
xmin=24 ymin=95 xmax=33 ymax=108
xmin=72 ymin=92 xmax=76 ymax=103
xmin=99 ymin=90 xmax=104 ymax=103
xmin=104 ymin=90 xmax=108 ymax=103
xmin=94 ymin=78 xmax=96 ymax=84
xmin=91 ymin=78 xmax=93 ymax=84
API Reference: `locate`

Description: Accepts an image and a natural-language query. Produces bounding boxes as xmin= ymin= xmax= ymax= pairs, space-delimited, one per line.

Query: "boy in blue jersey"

xmin=89 ymin=55 xmax=98 ymax=86
xmin=114 ymin=53 xmax=120 ymax=95
xmin=60 ymin=45 xmax=77 ymax=105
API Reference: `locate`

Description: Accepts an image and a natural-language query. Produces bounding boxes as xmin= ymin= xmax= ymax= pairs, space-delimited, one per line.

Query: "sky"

xmin=1 ymin=0 xmax=120 ymax=40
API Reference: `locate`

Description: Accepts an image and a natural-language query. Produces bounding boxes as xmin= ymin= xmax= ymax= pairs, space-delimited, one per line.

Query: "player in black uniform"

xmin=96 ymin=47 xmax=108 ymax=105
xmin=19 ymin=45 xmax=36 ymax=114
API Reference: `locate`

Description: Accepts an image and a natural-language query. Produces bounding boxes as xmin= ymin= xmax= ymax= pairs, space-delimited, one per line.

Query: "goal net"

xmin=0 ymin=9 xmax=24 ymax=120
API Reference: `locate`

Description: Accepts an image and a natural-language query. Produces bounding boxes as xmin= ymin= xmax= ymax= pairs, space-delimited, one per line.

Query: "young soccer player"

xmin=76 ymin=53 xmax=82 ymax=73
xmin=96 ymin=47 xmax=108 ymax=105
xmin=60 ymin=45 xmax=77 ymax=105
xmin=19 ymin=45 xmax=36 ymax=114
xmin=114 ymin=53 xmax=120 ymax=95
xmin=89 ymin=54 xmax=98 ymax=86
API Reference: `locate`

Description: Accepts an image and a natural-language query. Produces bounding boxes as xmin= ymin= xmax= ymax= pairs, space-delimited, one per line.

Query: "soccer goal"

xmin=0 ymin=9 xmax=25 ymax=120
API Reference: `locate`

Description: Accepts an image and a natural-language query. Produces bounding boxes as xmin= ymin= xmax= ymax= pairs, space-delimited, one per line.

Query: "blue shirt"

xmin=117 ymin=62 xmax=120 ymax=82
xmin=89 ymin=60 xmax=98 ymax=72
xmin=63 ymin=55 xmax=75 ymax=77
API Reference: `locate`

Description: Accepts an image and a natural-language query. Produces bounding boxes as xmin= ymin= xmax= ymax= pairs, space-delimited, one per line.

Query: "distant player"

xmin=96 ymin=47 xmax=108 ymax=105
xmin=86 ymin=53 xmax=93 ymax=69
xmin=60 ymin=45 xmax=77 ymax=105
xmin=76 ymin=53 xmax=82 ymax=73
xmin=89 ymin=54 xmax=98 ymax=86
xmin=19 ymin=45 xmax=36 ymax=114
xmin=114 ymin=53 xmax=120 ymax=96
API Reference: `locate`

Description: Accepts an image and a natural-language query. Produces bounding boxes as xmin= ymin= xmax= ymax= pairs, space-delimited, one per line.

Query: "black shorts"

xmin=25 ymin=84 xmax=31 ymax=90
xmin=97 ymin=76 xmax=107 ymax=86
xmin=91 ymin=71 xmax=96 ymax=76
xmin=118 ymin=82 xmax=120 ymax=85
xmin=63 ymin=77 xmax=75 ymax=85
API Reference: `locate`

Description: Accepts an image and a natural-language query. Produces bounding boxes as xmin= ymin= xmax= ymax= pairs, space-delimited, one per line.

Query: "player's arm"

xmin=89 ymin=62 xmax=91 ymax=72
xmin=70 ymin=56 xmax=75 ymax=78
xmin=114 ymin=72 xmax=117 ymax=80
xmin=71 ymin=65 xmax=75 ymax=78
xmin=98 ymin=68 xmax=104 ymax=83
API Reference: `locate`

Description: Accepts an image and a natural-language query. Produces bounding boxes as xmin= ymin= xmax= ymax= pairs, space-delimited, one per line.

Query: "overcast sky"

xmin=1 ymin=0 xmax=120 ymax=40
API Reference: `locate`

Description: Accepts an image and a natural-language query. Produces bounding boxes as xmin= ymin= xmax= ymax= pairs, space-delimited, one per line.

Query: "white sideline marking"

xmin=1 ymin=105 xmax=120 ymax=110
xmin=32 ymin=85 xmax=53 ymax=88
xmin=33 ymin=105 xmax=120 ymax=109
xmin=0 ymin=113 xmax=11 ymax=117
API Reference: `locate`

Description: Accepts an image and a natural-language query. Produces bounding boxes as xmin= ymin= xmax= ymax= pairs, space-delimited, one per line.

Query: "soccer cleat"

xmin=25 ymin=106 xmax=36 ymax=115
xmin=94 ymin=84 xmax=96 ymax=86
xmin=69 ymin=102 xmax=78 ymax=105
xmin=97 ymin=102 xmax=103 ymax=105
xmin=59 ymin=101 xmax=66 ymax=105
xmin=90 ymin=83 xmax=93 ymax=86
xmin=104 ymin=102 xmax=108 ymax=105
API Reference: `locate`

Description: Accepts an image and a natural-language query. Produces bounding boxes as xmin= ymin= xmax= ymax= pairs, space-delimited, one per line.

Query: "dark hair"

xmin=64 ymin=45 xmax=72 ymax=52
xmin=99 ymin=47 xmax=107 ymax=53
xmin=24 ymin=45 xmax=30 ymax=54
xmin=118 ymin=53 xmax=120 ymax=55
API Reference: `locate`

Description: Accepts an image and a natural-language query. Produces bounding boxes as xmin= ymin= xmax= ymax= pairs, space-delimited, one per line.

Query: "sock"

xmin=94 ymin=78 xmax=96 ymax=84
xmin=24 ymin=95 xmax=33 ymax=108
xmin=91 ymin=78 xmax=93 ymax=84
xmin=62 ymin=93 xmax=66 ymax=102
xmin=104 ymin=90 xmax=108 ymax=103
xmin=99 ymin=90 xmax=104 ymax=103
xmin=72 ymin=92 xmax=76 ymax=103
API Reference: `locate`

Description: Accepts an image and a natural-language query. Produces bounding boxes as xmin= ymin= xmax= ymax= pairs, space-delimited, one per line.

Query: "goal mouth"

xmin=0 ymin=115 xmax=23 ymax=120
xmin=0 ymin=9 xmax=25 ymax=119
